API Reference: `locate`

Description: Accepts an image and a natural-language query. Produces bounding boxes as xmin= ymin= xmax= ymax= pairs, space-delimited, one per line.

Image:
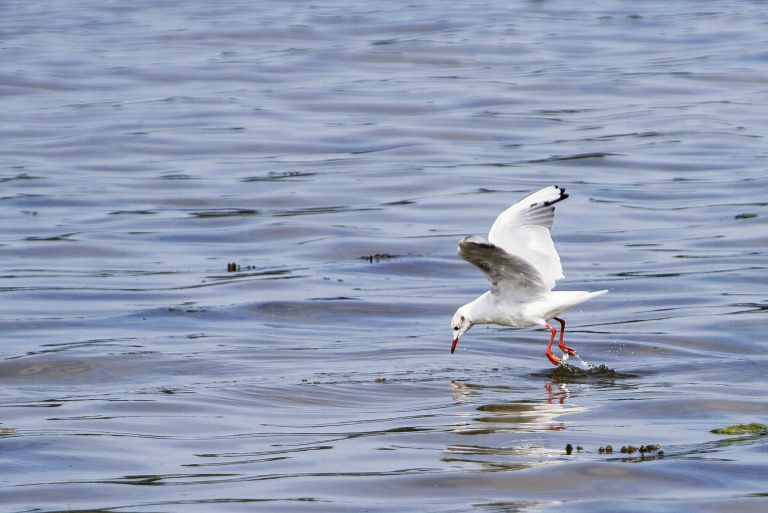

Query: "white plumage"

xmin=488 ymin=185 xmax=565 ymax=289
xmin=450 ymin=185 xmax=607 ymax=366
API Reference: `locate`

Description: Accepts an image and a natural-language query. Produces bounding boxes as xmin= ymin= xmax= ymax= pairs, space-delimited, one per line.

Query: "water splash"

xmin=561 ymin=352 xmax=592 ymax=370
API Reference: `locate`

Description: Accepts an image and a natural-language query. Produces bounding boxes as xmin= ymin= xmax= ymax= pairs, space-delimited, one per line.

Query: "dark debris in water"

xmin=590 ymin=429 xmax=768 ymax=461
xmin=361 ymin=253 xmax=399 ymax=263
xmin=226 ymin=262 xmax=259 ymax=272
xmin=532 ymin=362 xmax=636 ymax=381
xmin=167 ymin=305 xmax=210 ymax=315
xmin=620 ymin=443 xmax=661 ymax=454
xmin=568 ymin=442 xmax=662 ymax=459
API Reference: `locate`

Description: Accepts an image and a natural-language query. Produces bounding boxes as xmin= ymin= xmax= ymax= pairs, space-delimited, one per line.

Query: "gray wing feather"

xmin=458 ymin=236 xmax=546 ymax=293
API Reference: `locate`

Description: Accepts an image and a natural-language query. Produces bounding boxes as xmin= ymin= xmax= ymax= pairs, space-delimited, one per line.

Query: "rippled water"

xmin=2 ymin=1 xmax=767 ymax=512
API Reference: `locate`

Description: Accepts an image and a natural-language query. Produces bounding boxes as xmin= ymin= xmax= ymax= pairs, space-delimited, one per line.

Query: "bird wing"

xmin=458 ymin=235 xmax=547 ymax=295
xmin=487 ymin=185 xmax=568 ymax=290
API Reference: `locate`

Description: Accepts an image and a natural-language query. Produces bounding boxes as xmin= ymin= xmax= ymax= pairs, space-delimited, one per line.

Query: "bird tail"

xmin=547 ymin=289 xmax=607 ymax=317
xmin=583 ymin=289 xmax=608 ymax=301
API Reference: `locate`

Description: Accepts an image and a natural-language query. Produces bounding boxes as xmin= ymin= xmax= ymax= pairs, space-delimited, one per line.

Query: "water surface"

xmin=1 ymin=1 xmax=767 ymax=512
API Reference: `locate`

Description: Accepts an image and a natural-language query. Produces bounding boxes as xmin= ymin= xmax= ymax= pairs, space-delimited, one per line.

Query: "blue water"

xmin=1 ymin=1 xmax=767 ymax=512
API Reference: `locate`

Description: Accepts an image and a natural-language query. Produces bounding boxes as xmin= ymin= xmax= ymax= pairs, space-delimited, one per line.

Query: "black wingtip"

xmin=544 ymin=187 xmax=568 ymax=207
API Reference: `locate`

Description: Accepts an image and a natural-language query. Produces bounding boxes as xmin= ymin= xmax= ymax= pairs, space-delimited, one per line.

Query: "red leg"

xmin=554 ymin=317 xmax=577 ymax=356
xmin=544 ymin=323 xmax=561 ymax=366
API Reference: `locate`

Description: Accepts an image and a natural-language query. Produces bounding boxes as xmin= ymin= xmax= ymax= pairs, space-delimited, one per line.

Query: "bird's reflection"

xmin=445 ymin=380 xmax=587 ymax=472
xmin=544 ymin=380 xmax=570 ymax=404
xmin=444 ymin=364 xmax=624 ymax=472
xmin=449 ymin=380 xmax=584 ymax=435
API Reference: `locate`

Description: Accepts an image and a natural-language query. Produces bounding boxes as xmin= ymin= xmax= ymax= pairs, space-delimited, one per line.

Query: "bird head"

xmin=450 ymin=308 xmax=473 ymax=354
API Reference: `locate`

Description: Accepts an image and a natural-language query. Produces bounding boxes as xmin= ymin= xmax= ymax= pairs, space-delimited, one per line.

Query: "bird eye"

xmin=453 ymin=325 xmax=460 ymax=331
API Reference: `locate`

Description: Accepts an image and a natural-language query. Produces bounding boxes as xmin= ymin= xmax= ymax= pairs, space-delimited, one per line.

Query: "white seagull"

xmin=450 ymin=185 xmax=607 ymax=366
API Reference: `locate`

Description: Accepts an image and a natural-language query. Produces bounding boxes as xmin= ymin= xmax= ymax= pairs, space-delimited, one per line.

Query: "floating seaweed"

xmin=711 ymin=423 xmax=767 ymax=435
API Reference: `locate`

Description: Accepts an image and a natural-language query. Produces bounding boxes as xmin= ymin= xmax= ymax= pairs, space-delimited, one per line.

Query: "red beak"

xmin=451 ymin=337 xmax=459 ymax=354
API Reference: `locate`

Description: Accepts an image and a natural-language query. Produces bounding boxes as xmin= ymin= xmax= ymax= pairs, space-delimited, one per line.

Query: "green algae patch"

xmin=711 ymin=423 xmax=768 ymax=435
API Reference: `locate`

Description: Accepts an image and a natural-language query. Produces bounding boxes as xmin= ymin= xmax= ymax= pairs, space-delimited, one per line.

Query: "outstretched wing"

xmin=458 ymin=236 xmax=547 ymax=295
xmin=487 ymin=185 xmax=568 ymax=290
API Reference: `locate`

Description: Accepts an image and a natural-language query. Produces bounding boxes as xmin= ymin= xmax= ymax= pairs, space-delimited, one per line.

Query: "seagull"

xmin=450 ymin=185 xmax=607 ymax=366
